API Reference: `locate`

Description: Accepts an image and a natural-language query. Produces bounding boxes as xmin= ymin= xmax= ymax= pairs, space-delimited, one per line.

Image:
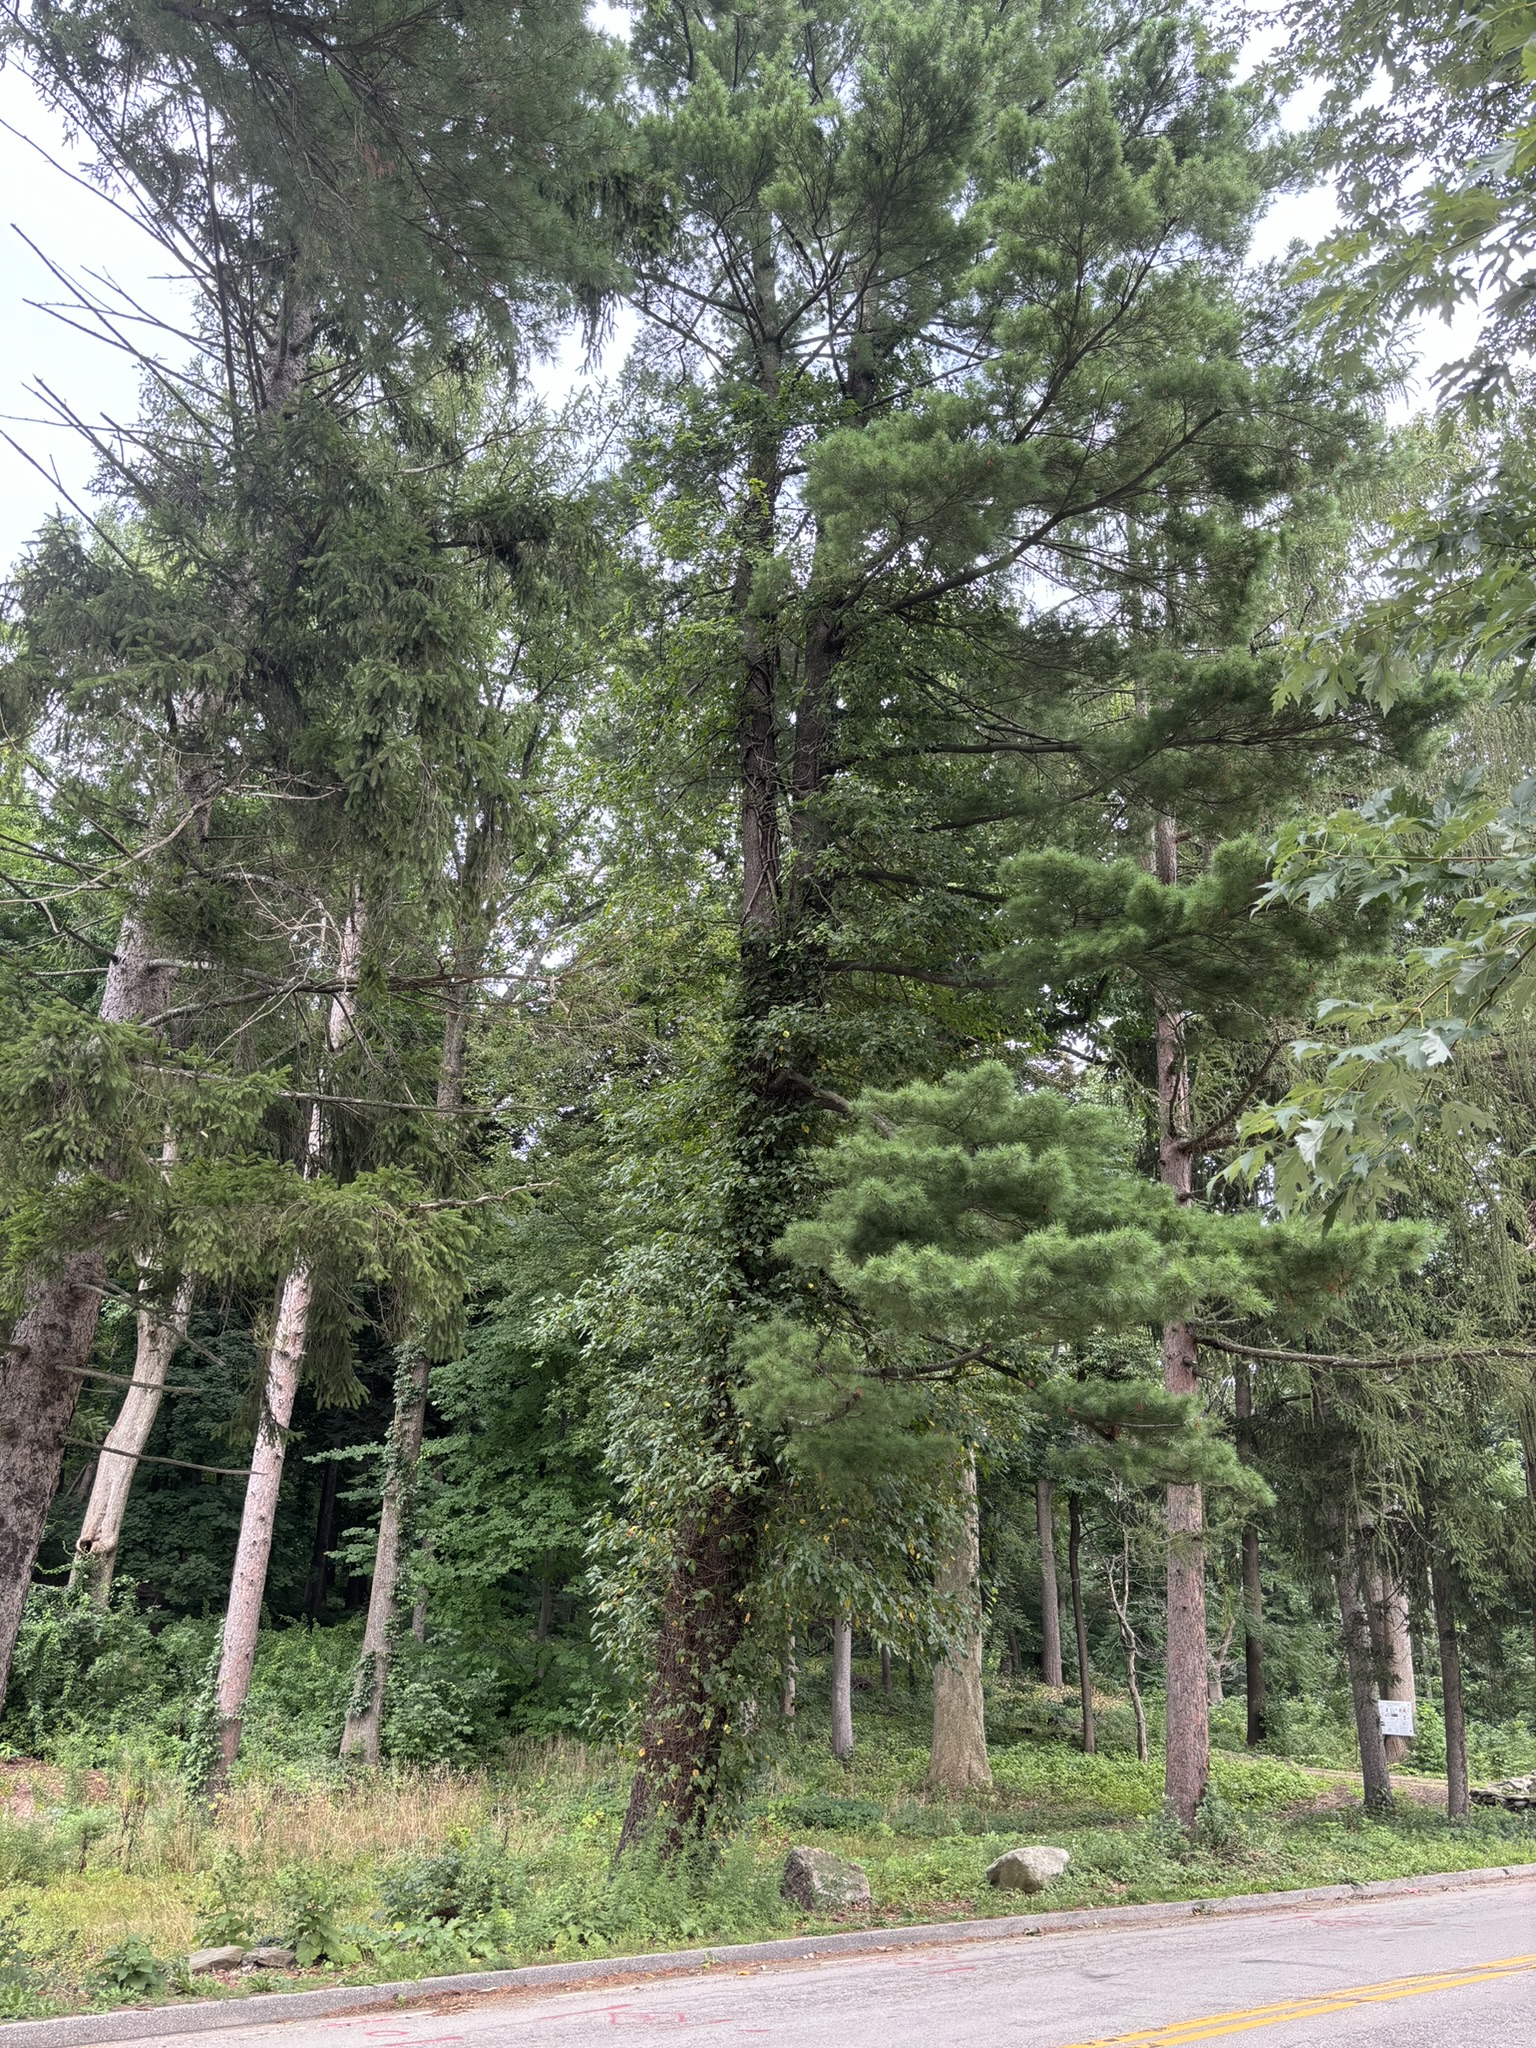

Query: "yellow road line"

xmin=1054 ymin=1950 xmax=1536 ymax=2046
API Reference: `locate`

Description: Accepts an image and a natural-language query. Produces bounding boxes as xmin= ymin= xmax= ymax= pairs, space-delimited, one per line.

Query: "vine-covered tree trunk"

xmin=927 ymin=1452 xmax=991 ymax=1794
xmin=1036 ymin=1479 xmax=1064 ymax=1687
xmin=69 ymin=1274 xmax=195 ymax=1606
xmin=1337 ymin=1532 xmax=1393 ymax=1814
xmin=0 ymin=920 xmax=178 ymax=1709
xmin=1068 ymin=1492 xmax=1095 ymax=1757
xmin=1152 ymin=816 xmax=1209 ymax=1826
xmin=615 ymin=1486 xmax=761 ymax=1854
xmin=830 ymin=1613 xmax=855 ymax=1762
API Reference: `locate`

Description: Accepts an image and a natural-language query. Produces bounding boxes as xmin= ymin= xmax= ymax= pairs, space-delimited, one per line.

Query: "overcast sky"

xmin=0 ymin=53 xmax=1477 ymax=581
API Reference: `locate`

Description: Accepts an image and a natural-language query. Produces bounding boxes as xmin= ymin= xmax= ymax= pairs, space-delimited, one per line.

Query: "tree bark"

xmin=1429 ymin=1549 xmax=1469 ymax=1821
xmin=830 ymin=1612 xmax=854 ymax=1762
xmin=616 ymin=1485 xmax=760 ymax=1855
xmin=1367 ymin=1568 xmax=1417 ymax=1763
xmin=1232 ymin=1362 xmax=1266 ymax=1745
xmin=880 ymin=1643 xmax=891 ymax=1697
xmin=70 ymin=1273 xmax=195 ymax=1606
xmin=927 ymin=1451 xmax=991 ymax=1794
xmin=1151 ymin=814 xmax=1209 ymax=1827
xmin=0 ymin=920 xmax=182 ymax=1709
xmin=781 ymin=1632 xmax=796 ymax=1718
xmin=340 ymin=1351 xmax=429 ymax=1762
xmin=1106 ymin=1535 xmax=1148 ymax=1763
xmin=1068 ymin=1492 xmax=1095 ymax=1756
xmin=1337 ymin=1531 xmax=1393 ymax=1814
xmin=211 ymin=1261 xmax=311 ymax=1782
xmin=1036 ymin=1478 xmax=1064 ymax=1687
xmin=304 ymin=1458 xmax=340 ymax=1623
xmin=209 ymin=902 xmax=361 ymax=1786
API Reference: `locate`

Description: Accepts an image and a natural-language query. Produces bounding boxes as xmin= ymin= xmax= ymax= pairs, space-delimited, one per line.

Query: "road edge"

xmin=6 ymin=1858 xmax=1535 ymax=2048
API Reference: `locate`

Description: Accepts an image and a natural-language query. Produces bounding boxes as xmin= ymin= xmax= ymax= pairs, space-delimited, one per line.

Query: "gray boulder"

xmin=985 ymin=1845 xmax=1071 ymax=1893
xmin=242 ymin=1946 xmax=297 ymax=1970
xmin=187 ymin=1946 xmax=246 ymax=1974
xmin=781 ymin=1845 xmax=871 ymax=1912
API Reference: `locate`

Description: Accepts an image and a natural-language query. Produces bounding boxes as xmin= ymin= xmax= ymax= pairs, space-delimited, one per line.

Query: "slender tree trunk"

xmin=927 ymin=1451 xmax=991 ymax=1794
xmin=1337 ymin=1531 xmax=1393 ymax=1814
xmin=340 ymin=1352 xmax=429 ymax=1761
xmin=880 ymin=1644 xmax=891 ymax=1697
xmin=69 ymin=1272 xmax=194 ymax=1606
xmin=209 ymin=904 xmax=361 ymax=1787
xmin=341 ymin=909 xmax=480 ymax=1765
xmin=1151 ymin=814 xmax=1209 ymax=1826
xmin=830 ymin=1612 xmax=854 ymax=1762
xmin=781 ymin=1633 xmax=796 ymax=1718
xmin=1068 ymin=1492 xmax=1095 ymax=1756
xmin=1429 ymin=1548 xmax=1469 ymax=1821
xmin=304 ymin=1459 xmax=340 ymax=1622
xmin=1232 ymin=1362 xmax=1266 ymax=1746
xmin=1107 ymin=1535 xmax=1148 ymax=1763
xmin=1036 ymin=1479 xmax=1064 ymax=1687
xmin=0 ymin=922 xmax=179 ymax=1708
xmin=536 ymin=1558 xmax=554 ymax=1644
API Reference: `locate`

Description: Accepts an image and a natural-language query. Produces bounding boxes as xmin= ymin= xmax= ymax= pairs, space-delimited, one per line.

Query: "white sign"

xmin=1378 ymin=1699 xmax=1415 ymax=1738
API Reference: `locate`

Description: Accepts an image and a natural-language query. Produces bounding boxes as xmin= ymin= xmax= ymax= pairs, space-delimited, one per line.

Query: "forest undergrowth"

xmin=3 ymin=1666 xmax=1535 ymax=2020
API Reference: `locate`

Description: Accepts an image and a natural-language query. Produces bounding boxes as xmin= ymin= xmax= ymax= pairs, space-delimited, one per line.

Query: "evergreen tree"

xmin=604 ymin=0 xmax=1387 ymax=1851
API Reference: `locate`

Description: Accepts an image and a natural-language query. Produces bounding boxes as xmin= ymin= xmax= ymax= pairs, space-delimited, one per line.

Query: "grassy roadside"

xmin=3 ymin=1694 xmax=1534 ymax=2021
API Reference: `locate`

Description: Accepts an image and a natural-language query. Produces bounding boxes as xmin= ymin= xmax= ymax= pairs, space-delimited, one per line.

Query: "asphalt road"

xmin=82 ymin=1880 xmax=1536 ymax=2048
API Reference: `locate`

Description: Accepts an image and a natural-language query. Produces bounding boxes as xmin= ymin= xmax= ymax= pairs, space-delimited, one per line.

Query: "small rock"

xmin=781 ymin=1845 xmax=871 ymax=1912
xmin=985 ymin=1845 xmax=1071 ymax=1894
xmin=188 ymin=1946 xmax=246 ymax=1974
xmin=242 ymin=1946 xmax=297 ymax=1970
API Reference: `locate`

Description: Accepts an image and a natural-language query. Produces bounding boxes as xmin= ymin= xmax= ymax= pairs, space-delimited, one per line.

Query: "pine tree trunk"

xmin=1337 ymin=1534 xmax=1393 ymax=1814
xmin=0 ymin=919 xmax=182 ymax=1710
xmin=1068 ymin=1492 xmax=1095 ymax=1756
xmin=340 ymin=1352 xmax=429 ymax=1763
xmin=1036 ymin=1478 xmax=1064 ymax=1686
xmin=1152 ymin=814 xmax=1208 ymax=1827
xmin=70 ymin=1274 xmax=195 ymax=1606
xmin=1232 ymin=1362 xmax=1266 ymax=1745
xmin=927 ymin=1452 xmax=991 ymax=1794
xmin=1429 ymin=1550 xmax=1469 ymax=1821
xmin=830 ymin=1613 xmax=854 ymax=1762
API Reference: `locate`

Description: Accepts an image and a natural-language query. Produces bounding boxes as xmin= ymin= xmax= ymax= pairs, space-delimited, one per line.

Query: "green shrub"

xmin=378 ymin=1836 xmax=523 ymax=1926
xmin=92 ymin=1937 xmax=166 ymax=2001
xmin=274 ymin=1867 xmax=362 ymax=1968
